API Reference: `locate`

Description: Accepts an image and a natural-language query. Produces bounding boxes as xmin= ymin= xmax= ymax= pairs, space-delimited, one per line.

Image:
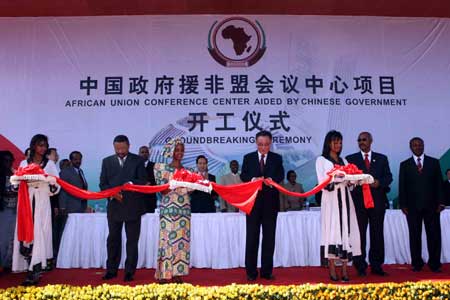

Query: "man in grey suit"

xmin=54 ymin=151 xmax=89 ymax=259
xmin=100 ymin=135 xmax=148 ymax=282
xmin=219 ymin=160 xmax=241 ymax=212
xmin=59 ymin=151 xmax=88 ymax=214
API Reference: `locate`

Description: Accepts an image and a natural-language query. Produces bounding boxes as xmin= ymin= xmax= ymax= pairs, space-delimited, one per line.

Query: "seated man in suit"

xmin=56 ymin=151 xmax=89 ymax=258
xmin=279 ymin=170 xmax=305 ymax=211
xmin=190 ymin=155 xmax=218 ymax=213
xmin=219 ymin=160 xmax=241 ymax=212
xmin=444 ymin=168 xmax=450 ymax=206
xmin=138 ymin=145 xmax=157 ymax=213
xmin=59 ymin=151 xmax=89 ymax=214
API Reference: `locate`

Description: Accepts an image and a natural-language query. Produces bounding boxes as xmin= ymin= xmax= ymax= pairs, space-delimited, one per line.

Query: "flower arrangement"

xmin=1 ymin=281 xmax=448 ymax=300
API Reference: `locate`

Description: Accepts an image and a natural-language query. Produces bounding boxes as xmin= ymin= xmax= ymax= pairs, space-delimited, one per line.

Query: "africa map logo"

xmin=208 ymin=17 xmax=266 ymax=67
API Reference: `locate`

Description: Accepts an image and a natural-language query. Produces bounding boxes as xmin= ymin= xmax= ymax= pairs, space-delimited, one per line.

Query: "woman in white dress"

xmin=12 ymin=134 xmax=60 ymax=285
xmin=316 ymin=130 xmax=360 ymax=282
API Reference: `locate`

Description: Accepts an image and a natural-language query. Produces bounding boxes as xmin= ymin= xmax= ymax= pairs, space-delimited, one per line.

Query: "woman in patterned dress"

xmin=154 ymin=138 xmax=190 ymax=283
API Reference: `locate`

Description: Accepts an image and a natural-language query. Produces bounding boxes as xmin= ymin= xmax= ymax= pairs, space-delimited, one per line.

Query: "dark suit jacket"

xmin=144 ymin=161 xmax=157 ymax=213
xmin=399 ymin=155 xmax=444 ymax=211
xmin=444 ymin=180 xmax=450 ymax=206
xmin=190 ymin=173 xmax=218 ymax=213
xmin=99 ymin=153 xmax=148 ymax=221
xmin=59 ymin=166 xmax=88 ymax=213
xmin=240 ymin=151 xmax=284 ymax=212
xmin=346 ymin=152 xmax=393 ymax=210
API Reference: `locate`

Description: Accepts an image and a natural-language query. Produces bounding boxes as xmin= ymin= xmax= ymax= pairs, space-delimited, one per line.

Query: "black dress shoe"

xmin=412 ymin=266 xmax=423 ymax=272
xmin=329 ymin=274 xmax=339 ymax=282
xmin=102 ymin=271 xmax=117 ymax=280
xmin=261 ymin=274 xmax=275 ymax=280
xmin=247 ymin=275 xmax=257 ymax=281
xmin=430 ymin=268 xmax=442 ymax=273
xmin=371 ymin=268 xmax=388 ymax=276
xmin=357 ymin=269 xmax=367 ymax=277
xmin=341 ymin=276 xmax=349 ymax=282
xmin=21 ymin=271 xmax=40 ymax=286
xmin=123 ymin=273 xmax=134 ymax=282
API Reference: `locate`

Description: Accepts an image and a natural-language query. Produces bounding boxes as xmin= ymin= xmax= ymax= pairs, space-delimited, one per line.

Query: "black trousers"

xmin=52 ymin=213 xmax=67 ymax=259
xmin=106 ymin=218 xmax=141 ymax=274
xmin=406 ymin=208 xmax=442 ymax=270
xmin=245 ymin=196 xmax=278 ymax=278
xmin=353 ymin=204 xmax=385 ymax=272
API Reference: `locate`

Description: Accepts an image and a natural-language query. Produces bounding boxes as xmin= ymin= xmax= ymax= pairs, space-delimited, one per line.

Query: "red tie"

xmin=364 ymin=153 xmax=370 ymax=170
xmin=260 ymin=154 xmax=265 ymax=174
xmin=417 ymin=157 xmax=422 ymax=173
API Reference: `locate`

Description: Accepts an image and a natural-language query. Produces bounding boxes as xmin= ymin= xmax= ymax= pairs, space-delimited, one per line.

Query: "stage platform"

xmin=1 ymin=264 xmax=449 ymax=288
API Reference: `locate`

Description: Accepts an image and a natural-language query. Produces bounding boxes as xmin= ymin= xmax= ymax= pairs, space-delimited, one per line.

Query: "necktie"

xmin=78 ymin=168 xmax=87 ymax=190
xmin=119 ymin=157 xmax=124 ymax=168
xmin=260 ymin=154 xmax=265 ymax=174
xmin=364 ymin=153 xmax=370 ymax=170
xmin=417 ymin=157 xmax=422 ymax=173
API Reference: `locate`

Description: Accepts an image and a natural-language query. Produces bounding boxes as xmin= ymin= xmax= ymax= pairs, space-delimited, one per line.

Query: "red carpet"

xmin=1 ymin=264 xmax=449 ymax=288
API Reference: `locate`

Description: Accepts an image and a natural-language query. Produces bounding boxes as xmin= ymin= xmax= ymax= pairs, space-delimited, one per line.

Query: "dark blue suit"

xmin=346 ymin=151 xmax=392 ymax=273
xmin=399 ymin=155 xmax=443 ymax=271
xmin=240 ymin=151 xmax=284 ymax=278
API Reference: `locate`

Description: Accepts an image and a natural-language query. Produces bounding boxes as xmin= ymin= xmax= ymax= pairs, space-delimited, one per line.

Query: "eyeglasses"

xmin=357 ymin=138 xmax=367 ymax=142
xmin=257 ymin=143 xmax=271 ymax=147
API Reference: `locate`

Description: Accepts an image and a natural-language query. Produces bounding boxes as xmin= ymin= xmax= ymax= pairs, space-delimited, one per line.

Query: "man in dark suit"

xmin=399 ymin=137 xmax=444 ymax=273
xmin=191 ymin=155 xmax=218 ymax=213
xmin=240 ymin=130 xmax=284 ymax=281
xmin=346 ymin=132 xmax=392 ymax=276
xmin=59 ymin=151 xmax=88 ymax=214
xmin=138 ymin=145 xmax=157 ymax=213
xmin=100 ymin=135 xmax=148 ymax=282
xmin=444 ymin=168 xmax=450 ymax=206
xmin=55 ymin=151 xmax=89 ymax=258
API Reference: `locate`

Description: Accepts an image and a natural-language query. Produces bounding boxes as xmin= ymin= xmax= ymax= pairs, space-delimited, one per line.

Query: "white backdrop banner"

xmin=1 ymin=15 xmax=449 ymax=205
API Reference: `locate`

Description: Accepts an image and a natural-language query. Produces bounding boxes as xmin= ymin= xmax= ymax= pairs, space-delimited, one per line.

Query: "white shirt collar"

xmin=361 ymin=150 xmax=372 ymax=161
xmin=258 ymin=151 xmax=268 ymax=163
xmin=117 ymin=155 xmax=127 ymax=163
xmin=413 ymin=154 xmax=424 ymax=165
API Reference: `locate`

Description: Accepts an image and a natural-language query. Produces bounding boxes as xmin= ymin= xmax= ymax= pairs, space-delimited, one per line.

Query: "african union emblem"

xmin=208 ymin=17 xmax=266 ymax=67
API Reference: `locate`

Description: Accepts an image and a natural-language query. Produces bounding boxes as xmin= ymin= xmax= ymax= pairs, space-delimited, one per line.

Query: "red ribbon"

xmin=211 ymin=180 xmax=263 ymax=214
xmin=15 ymin=163 xmax=374 ymax=242
xmin=15 ymin=164 xmax=46 ymax=243
xmin=267 ymin=163 xmax=373 ymax=209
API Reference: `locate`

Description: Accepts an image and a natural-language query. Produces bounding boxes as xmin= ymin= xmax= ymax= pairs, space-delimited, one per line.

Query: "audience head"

xmin=409 ymin=137 xmax=424 ymax=157
xmin=229 ymin=160 xmax=239 ymax=174
xmin=29 ymin=134 xmax=49 ymax=161
xmin=196 ymin=155 xmax=208 ymax=173
xmin=138 ymin=146 xmax=150 ymax=161
xmin=113 ymin=135 xmax=130 ymax=159
xmin=69 ymin=151 xmax=83 ymax=168
xmin=24 ymin=147 xmax=31 ymax=158
xmin=322 ymin=130 xmax=343 ymax=158
xmin=287 ymin=170 xmax=297 ymax=184
xmin=47 ymin=147 xmax=59 ymax=163
xmin=255 ymin=130 xmax=272 ymax=155
xmin=59 ymin=159 xmax=71 ymax=170
xmin=0 ymin=151 xmax=14 ymax=171
xmin=357 ymin=132 xmax=373 ymax=153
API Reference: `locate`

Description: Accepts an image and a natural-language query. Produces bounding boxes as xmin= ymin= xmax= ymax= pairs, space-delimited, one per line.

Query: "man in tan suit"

xmin=219 ymin=160 xmax=241 ymax=212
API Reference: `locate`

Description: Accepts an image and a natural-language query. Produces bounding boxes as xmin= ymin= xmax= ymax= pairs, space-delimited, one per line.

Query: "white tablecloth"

xmin=57 ymin=209 xmax=450 ymax=269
